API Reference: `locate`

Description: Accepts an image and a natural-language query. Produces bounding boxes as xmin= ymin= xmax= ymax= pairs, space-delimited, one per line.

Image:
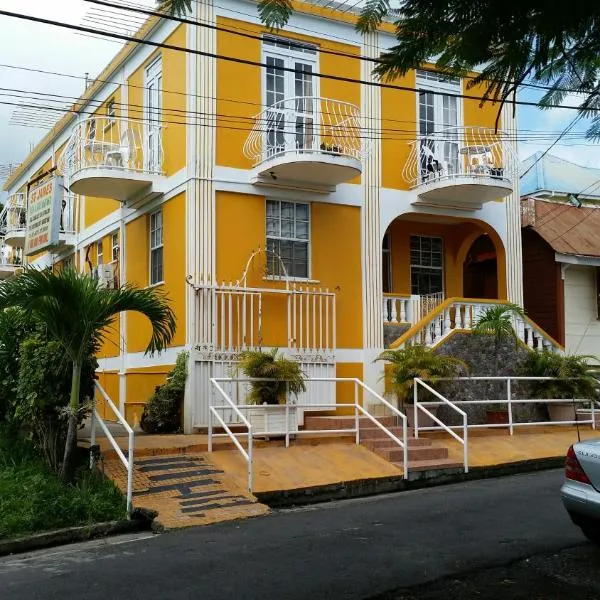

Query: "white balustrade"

xmin=243 ymin=96 xmax=364 ymax=167
xmin=383 ymin=295 xmax=410 ymax=324
xmin=402 ymin=126 xmax=517 ymax=190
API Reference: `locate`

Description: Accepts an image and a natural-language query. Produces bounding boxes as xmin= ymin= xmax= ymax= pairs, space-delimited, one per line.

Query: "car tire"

xmin=581 ymin=527 xmax=600 ymax=546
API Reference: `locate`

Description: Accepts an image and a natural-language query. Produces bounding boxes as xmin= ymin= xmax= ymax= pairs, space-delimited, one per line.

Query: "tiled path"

xmin=103 ymin=453 xmax=269 ymax=530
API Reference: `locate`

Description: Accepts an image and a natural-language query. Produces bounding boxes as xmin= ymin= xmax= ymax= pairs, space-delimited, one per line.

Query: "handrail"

xmin=209 ymin=377 xmax=409 ymax=489
xmin=209 ymin=378 xmax=253 ymax=491
xmin=91 ymin=381 xmax=135 ymax=516
xmin=414 ymin=377 xmax=468 ymax=473
xmin=389 ymin=297 xmax=562 ymax=352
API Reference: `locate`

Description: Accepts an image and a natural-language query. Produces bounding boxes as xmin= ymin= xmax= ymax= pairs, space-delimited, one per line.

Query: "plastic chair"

xmin=104 ymin=129 xmax=135 ymax=168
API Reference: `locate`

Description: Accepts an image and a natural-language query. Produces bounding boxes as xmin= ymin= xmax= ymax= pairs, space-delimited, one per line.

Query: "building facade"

xmin=521 ymin=153 xmax=600 ymax=361
xmin=3 ymin=0 xmax=540 ymax=430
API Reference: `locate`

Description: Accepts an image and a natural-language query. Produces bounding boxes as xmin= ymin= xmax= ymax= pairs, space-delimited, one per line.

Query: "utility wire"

xmin=0 ymin=7 xmax=596 ymax=113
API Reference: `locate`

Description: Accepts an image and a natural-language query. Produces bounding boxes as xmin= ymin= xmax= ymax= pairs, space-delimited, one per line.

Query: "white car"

xmin=561 ymin=440 xmax=600 ymax=545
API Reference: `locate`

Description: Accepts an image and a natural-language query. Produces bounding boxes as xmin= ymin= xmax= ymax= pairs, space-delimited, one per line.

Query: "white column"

xmin=361 ymin=32 xmax=384 ymax=391
xmin=501 ymin=101 xmax=523 ymax=306
xmin=119 ymin=66 xmax=128 ymax=417
xmin=184 ymin=0 xmax=217 ymax=432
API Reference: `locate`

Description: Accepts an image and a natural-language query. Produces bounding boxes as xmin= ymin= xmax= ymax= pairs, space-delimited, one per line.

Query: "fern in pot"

xmin=235 ymin=349 xmax=306 ymax=436
xmin=519 ymin=350 xmax=598 ymax=423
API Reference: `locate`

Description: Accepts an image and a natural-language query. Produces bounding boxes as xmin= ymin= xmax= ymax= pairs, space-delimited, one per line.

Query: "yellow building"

xmin=1 ymin=1 xmax=557 ymax=431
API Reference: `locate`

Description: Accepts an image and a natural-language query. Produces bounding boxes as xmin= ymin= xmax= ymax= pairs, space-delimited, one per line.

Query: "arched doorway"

xmin=463 ymin=234 xmax=498 ymax=299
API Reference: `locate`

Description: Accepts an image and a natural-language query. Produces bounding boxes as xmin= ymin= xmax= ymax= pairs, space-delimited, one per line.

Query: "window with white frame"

xmin=266 ymin=200 xmax=309 ymax=279
xmin=96 ymin=240 xmax=103 ymax=265
xmin=263 ymin=36 xmax=318 ymax=158
xmin=107 ymin=98 xmax=116 ymax=122
xmin=149 ymin=209 xmax=164 ymax=285
xmin=111 ymin=231 xmax=120 ymax=262
xmin=410 ymin=235 xmax=443 ymax=295
xmin=416 ymin=69 xmax=461 ymax=180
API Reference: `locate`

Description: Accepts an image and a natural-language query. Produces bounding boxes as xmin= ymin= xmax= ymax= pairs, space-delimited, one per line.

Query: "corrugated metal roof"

xmin=520 ymin=152 xmax=600 ymax=198
xmin=521 ymin=197 xmax=600 ymax=257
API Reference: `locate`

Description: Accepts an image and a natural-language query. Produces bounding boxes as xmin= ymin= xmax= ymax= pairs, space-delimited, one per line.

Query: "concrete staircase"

xmin=303 ymin=415 xmax=462 ymax=475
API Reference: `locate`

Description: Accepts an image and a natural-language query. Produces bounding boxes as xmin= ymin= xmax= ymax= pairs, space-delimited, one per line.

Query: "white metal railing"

xmin=62 ymin=116 xmax=164 ymax=180
xmin=90 ymin=381 xmax=135 ymax=516
xmin=413 ymin=377 xmax=468 ymax=472
xmin=415 ymin=376 xmax=599 ymax=436
xmin=209 ymin=377 xmax=254 ymax=492
xmin=209 ymin=377 xmax=409 ymax=491
xmin=243 ymin=96 xmax=363 ymax=167
xmin=396 ymin=298 xmax=559 ymax=352
xmin=5 ymin=193 xmax=26 ymax=239
xmin=402 ymin=126 xmax=517 ymax=190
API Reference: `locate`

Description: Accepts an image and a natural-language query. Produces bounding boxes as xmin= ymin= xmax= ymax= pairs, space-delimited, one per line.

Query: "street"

xmin=0 ymin=469 xmax=598 ymax=599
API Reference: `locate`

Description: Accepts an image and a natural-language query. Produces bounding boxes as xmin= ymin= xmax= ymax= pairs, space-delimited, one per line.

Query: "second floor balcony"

xmin=403 ymin=127 xmax=517 ymax=209
xmin=0 ymin=240 xmax=22 ymax=280
xmin=243 ymin=97 xmax=364 ymax=191
xmin=3 ymin=191 xmax=76 ymax=250
xmin=61 ymin=117 xmax=166 ymax=203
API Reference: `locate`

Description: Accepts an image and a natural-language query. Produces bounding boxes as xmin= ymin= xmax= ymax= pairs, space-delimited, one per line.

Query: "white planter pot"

xmin=248 ymin=405 xmax=298 ymax=437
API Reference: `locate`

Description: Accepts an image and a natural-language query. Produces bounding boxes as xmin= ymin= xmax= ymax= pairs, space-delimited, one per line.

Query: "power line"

xmin=92 ymin=0 xmax=599 ymax=98
xmin=0 ymin=7 xmax=596 ymax=113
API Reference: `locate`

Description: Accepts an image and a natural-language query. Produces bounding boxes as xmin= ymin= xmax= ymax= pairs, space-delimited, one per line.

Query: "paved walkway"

xmin=103 ymin=453 xmax=269 ymax=530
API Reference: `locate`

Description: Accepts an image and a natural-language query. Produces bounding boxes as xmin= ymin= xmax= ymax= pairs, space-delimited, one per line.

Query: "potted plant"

xmin=235 ymin=349 xmax=306 ymax=436
xmin=376 ymin=344 xmax=468 ymax=428
xmin=473 ymin=303 xmax=524 ymax=425
xmin=519 ymin=350 xmax=598 ymax=422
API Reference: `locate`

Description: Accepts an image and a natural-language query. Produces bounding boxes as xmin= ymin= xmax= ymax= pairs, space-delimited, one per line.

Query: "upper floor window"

xmin=96 ymin=240 xmax=103 ymax=265
xmin=266 ymin=200 xmax=309 ymax=279
xmin=111 ymin=231 xmax=120 ymax=263
xmin=88 ymin=118 xmax=96 ymax=140
xmin=106 ymin=98 xmax=116 ymax=122
xmin=416 ymin=70 xmax=462 ymax=179
xmin=410 ymin=235 xmax=443 ymax=296
xmin=149 ymin=209 xmax=164 ymax=285
xmin=263 ymin=37 xmax=318 ymax=158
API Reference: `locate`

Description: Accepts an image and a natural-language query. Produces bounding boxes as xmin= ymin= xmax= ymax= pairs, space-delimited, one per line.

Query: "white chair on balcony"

xmin=421 ymin=145 xmax=447 ymax=181
xmin=104 ymin=129 xmax=135 ymax=169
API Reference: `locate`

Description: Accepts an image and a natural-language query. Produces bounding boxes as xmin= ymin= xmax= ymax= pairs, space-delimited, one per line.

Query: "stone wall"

xmin=383 ymin=324 xmax=411 ymax=348
xmin=431 ymin=333 xmax=547 ymax=426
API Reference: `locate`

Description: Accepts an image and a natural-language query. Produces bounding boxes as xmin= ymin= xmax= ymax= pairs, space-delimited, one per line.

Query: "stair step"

xmin=371 ymin=444 xmax=448 ymax=462
xmin=303 ymin=415 xmax=400 ymax=431
xmin=363 ymin=437 xmax=432 ymax=450
xmin=397 ymin=458 xmax=464 ymax=472
xmin=359 ymin=426 xmax=415 ymax=441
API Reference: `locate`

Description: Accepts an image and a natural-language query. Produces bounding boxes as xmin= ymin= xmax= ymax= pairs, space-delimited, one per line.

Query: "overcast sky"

xmin=0 ymin=0 xmax=599 ymax=202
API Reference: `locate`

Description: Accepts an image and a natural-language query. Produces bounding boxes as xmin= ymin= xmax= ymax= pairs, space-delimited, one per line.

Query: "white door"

xmin=144 ymin=58 xmax=162 ymax=172
xmin=263 ymin=40 xmax=318 ymax=159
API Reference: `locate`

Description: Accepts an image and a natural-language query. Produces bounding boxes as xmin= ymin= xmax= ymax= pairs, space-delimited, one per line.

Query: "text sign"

xmin=25 ymin=177 xmax=62 ymax=256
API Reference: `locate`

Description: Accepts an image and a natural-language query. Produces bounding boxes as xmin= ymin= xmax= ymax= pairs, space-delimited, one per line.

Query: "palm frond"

xmin=158 ymin=0 xmax=192 ymax=17
xmin=257 ymin=0 xmax=293 ymax=30
xmin=356 ymin=0 xmax=390 ymax=34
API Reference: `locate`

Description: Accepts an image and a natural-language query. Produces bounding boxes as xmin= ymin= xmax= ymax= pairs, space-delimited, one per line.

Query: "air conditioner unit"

xmin=98 ymin=263 xmax=116 ymax=289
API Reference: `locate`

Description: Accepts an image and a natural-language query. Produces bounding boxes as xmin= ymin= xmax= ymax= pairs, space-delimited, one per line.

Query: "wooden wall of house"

xmin=522 ymin=228 xmax=564 ymax=345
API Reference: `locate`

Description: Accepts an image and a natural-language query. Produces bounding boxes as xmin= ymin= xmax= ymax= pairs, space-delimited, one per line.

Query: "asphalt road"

xmin=0 ymin=470 xmax=594 ymax=600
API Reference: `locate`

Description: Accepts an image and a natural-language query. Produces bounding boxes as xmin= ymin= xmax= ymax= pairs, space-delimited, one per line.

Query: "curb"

xmin=255 ymin=456 xmax=565 ymax=508
xmin=0 ymin=509 xmax=158 ymax=557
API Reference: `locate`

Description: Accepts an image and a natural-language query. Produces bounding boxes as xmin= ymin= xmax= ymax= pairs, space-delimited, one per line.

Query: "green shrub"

xmin=140 ymin=351 xmax=188 ymax=433
xmin=13 ymin=333 xmax=97 ymax=472
xmin=0 ymin=308 xmax=36 ymax=421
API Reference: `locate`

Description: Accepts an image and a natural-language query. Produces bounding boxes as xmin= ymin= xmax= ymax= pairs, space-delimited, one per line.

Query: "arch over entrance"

xmin=462 ymin=234 xmax=498 ymax=299
xmin=381 ymin=212 xmax=506 ymax=302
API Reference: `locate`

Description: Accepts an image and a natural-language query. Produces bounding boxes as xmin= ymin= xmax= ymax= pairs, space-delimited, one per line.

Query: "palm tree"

xmin=472 ymin=303 xmax=525 ymax=375
xmin=0 ymin=267 xmax=176 ymax=482
xmin=376 ymin=345 xmax=468 ymax=411
xmin=161 ymin=0 xmax=192 ymax=16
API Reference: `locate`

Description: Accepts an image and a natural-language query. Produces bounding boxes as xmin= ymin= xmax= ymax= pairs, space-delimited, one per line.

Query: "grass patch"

xmin=0 ymin=428 xmax=125 ymax=540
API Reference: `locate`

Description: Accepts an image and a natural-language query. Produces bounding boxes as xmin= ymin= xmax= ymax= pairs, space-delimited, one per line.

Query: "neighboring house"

xmin=2 ymin=1 xmax=557 ymax=431
xmin=521 ymin=152 xmax=600 ymax=360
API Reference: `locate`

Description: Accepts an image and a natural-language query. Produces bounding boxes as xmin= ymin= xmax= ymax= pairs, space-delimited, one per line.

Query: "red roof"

xmin=521 ymin=198 xmax=600 ymax=258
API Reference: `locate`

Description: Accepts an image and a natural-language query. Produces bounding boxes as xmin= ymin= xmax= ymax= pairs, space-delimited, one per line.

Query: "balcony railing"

xmin=402 ymin=126 xmax=517 ymax=205
xmin=243 ymin=96 xmax=364 ymax=188
xmin=5 ymin=193 xmax=27 ymax=243
xmin=60 ymin=116 xmax=164 ymax=202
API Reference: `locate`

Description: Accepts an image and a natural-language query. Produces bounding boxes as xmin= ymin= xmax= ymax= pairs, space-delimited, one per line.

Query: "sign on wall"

xmin=25 ymin=177 xmax=62 ymax=256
